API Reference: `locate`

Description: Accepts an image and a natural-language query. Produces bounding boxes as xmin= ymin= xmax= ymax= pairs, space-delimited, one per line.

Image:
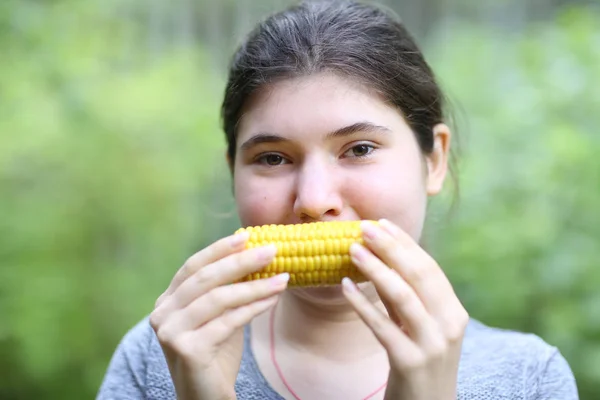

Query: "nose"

xmin=292 ymin=159 xmax=343 ymax=222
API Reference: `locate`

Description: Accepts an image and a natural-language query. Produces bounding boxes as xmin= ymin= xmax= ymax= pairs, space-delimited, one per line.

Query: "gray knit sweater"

xmin=97 ymin=317 xmax=578 ymax=399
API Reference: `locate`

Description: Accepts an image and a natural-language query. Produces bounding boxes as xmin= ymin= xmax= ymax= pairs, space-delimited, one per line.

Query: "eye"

xmin=343 ymin=143 xmax=376 ymax=158
xmin=256 ymin=153 xmax=289 ymax=166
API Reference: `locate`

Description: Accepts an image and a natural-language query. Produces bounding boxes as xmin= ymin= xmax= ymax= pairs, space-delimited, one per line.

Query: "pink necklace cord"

xmin=269 ymin=302 xmax=388 ymax=400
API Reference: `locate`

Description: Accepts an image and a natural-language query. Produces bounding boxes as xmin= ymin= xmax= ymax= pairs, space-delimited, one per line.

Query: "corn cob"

xmin=235 ymin=220 xmax=375 ymax=287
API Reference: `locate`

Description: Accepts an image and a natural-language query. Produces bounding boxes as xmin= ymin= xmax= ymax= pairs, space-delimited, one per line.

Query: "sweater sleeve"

xmin=96 ymin=318 xmax=154 ymax=400
xmin=534 ymin=348 xmax=579 ymax=400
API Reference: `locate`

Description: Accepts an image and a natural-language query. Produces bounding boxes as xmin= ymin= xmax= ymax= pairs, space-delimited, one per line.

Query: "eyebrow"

xmin=239 ymin=122 xmax=391 ymax=152
xmin=325 ymin=122 xmax=392 ymax=140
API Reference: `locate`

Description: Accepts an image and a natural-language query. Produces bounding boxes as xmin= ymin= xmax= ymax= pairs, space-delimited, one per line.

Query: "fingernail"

xmin=378 ymin=218 xmax=395 ymax=235
xmin=269 ymin=272 xmax=290 ymax=286
xmin=378 ymin=218 xmax=391 ymax=227
xmin=342 ymin=277 xmax=357 ymax=292
xmin=350 ymin=243 xmax=367 ymax=263
xmin=361 ymin=221 xmax=378 ymax=240
xmin=230 ymin=231 xmax=249 ymax=247
xmin=257 ymin=244 xmax=277 ymax=261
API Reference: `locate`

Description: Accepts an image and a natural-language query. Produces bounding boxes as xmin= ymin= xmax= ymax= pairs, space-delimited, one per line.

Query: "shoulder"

xmin=120 ymin=316 xmax=156 ymax=349
xmin=458 ymin=319 xmax=579 ymax=399
xmin=110 ymin=316 xmax=159 ymax=367
xmin=97 ymin=316 xmax=177 ymax=400
xmin=98 ymin=319 xmax=268 ymax=400
xmin=463 ymin=318 xmax=556 ymax=360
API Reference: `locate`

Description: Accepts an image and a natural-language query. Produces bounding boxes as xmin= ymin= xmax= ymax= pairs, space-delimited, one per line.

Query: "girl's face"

xmin=232 ymin=73 xmax=449 ymax=244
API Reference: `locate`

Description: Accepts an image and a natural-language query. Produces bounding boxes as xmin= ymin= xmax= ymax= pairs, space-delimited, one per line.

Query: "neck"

xmin=274 ymin=283 xmax=388 ymax=363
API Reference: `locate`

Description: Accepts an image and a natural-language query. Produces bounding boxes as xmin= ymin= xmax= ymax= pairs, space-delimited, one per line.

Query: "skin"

xmin=150 ymin=72 xmax=468 ymax=400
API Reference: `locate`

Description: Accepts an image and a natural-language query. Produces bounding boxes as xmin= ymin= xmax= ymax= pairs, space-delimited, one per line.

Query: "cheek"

xmin=343 ymin=160 xmax=428 ymax=240
xmin=234 ymin=173 xmax=292 ymax=227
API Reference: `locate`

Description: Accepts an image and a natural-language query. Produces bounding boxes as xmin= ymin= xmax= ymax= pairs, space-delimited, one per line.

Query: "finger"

xmin=165 ymin=244 xmax=277 ymax=311
xmin=164 ymin=231 xmax=250 ymax=297
xmin=378 ymin=294 xmax=411 ymax=337
xmin=199 ymin=293 xmax=281 ymax=347
xmin=161 ymin=273 xmax=289 ymax=336
xmin=363 ymin=220 xmax=469 ymax=338
xmin=341 ymin=277 xmax=419 ymax=360
xmin=361 ymin=221 xmax=452 ymax=317
xmin=350 ymin=243 xmax=438 ymax=343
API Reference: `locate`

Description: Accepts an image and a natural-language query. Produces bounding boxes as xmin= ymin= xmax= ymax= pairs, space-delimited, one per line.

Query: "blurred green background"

xmin=1 ymin=0 xmax=599 ymax=399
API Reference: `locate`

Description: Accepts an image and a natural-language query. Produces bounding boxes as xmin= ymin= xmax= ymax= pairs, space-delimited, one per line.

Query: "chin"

xmin=287 ymin=281 xmax=377 ymax=306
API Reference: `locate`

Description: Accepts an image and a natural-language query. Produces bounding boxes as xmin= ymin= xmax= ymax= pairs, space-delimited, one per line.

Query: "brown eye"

xmin=341 ymin=143 xmax=376 ymax=160
xmin=264 ymin=154 xmax=284 ymax=165
xmin=352 ymin=144 xmax=371 ymax=157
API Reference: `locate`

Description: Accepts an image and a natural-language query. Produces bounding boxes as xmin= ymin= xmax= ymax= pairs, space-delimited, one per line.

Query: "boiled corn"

xmin=235 ymin=220 xmax=376 ymax=287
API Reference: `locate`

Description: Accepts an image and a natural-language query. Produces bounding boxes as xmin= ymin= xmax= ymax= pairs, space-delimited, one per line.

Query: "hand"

xmin=149 ymin=232 xmax=289 ymax=400
xmin=341 ymin=219 xmax=468 ymax=400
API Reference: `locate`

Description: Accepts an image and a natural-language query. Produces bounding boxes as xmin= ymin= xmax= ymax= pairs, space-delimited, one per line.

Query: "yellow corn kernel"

xmin=235 ymin=220 xmax=376 ymax=287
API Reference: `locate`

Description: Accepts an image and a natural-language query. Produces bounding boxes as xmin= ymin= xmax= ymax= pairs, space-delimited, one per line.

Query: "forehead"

xmin=236 ymin=73 xmax=404 ymax=142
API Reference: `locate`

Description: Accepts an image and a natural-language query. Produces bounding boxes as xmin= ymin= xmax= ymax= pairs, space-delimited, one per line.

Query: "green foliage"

xmin=0 ymin=1 xmax=597 ymax=399
xmin=0 ymin=2 xmax=233 ymax=399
